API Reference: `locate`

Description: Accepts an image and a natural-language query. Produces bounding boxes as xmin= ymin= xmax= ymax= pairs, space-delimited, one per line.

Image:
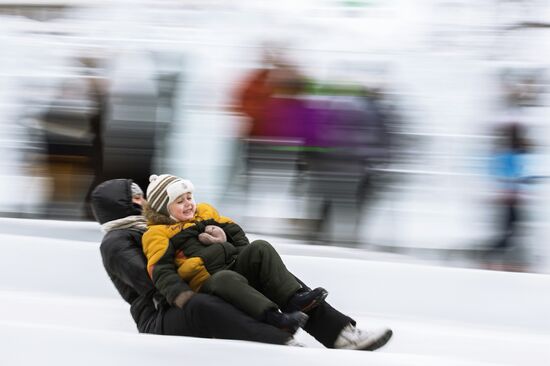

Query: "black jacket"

xmin=91 ymin=179 xmax=164 ymax=333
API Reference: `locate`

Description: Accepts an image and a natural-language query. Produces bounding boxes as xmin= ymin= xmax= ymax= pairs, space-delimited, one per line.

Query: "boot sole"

xmin=300 ymin=289 xmax=329 ymax=312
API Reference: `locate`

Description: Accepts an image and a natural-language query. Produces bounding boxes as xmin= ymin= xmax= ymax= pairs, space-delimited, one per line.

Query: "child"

xmin=142 ymin=174 xmax=328 ymax=334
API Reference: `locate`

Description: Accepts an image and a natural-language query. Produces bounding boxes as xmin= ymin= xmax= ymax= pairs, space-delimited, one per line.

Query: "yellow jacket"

xmin=142 ymin=203 xmax=241 ymax=304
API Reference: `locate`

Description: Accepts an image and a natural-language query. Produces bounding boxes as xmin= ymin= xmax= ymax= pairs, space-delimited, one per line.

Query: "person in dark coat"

xmin=91 ymin=178 xmax=297 ymax=345
xmin=92 ymin=178 xmax=393 ymax=350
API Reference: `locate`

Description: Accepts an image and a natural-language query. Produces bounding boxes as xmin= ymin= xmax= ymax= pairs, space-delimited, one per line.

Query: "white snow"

xmin=1 ymin=219 xmax=549 ymax=365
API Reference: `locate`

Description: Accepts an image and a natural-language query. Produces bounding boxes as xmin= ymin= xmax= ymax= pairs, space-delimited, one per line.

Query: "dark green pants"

xmin=200 ymin=240 xmax=302 ymax=320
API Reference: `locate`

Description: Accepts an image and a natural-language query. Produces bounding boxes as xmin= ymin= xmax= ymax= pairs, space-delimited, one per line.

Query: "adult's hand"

xmin=173 ymin=290 xmax=195 ymax=308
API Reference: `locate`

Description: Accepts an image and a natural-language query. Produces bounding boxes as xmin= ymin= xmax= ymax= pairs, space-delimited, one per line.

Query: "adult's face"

xmin=132 ymin=195 xmax=146 ymax=207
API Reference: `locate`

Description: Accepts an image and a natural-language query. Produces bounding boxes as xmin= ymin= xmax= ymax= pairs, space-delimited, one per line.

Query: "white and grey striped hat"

xmin=146 ymin=174 xmax=194 ymax=216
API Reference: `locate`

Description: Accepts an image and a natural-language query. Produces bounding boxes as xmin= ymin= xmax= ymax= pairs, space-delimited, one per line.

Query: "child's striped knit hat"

xmin=146 ymin=174 xmax=194 ymax=217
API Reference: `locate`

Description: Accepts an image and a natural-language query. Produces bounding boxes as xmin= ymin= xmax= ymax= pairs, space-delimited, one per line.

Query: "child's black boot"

xmin=285 ymin=287 xmax=328 ymax=313
xmin=264 ymin=309 xmax=309 ymax=334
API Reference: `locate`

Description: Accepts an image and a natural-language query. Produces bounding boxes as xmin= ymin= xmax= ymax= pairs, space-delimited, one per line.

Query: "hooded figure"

xmin=91 ymin=179 xmax=158 ymax=331
xmin=91 ymin=178 xmax=298 ymax=344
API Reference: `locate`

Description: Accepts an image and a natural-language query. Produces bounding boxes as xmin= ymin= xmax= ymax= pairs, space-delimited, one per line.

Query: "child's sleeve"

xmin=142 ymin=227 xmax=192 ymax=305
xmin=222 ymin=222 xmax=249 ymax=247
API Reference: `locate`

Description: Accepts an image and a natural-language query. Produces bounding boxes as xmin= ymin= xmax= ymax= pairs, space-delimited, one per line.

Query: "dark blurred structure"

xmin=29 ymin=51 xmax=178 ymax=220
xmin=500 ymin=68 xmax=545 ymax=109
xmin=101 ymin=83 xmax=157 ymax=194
xmin=97 ymin=51 xmax=180 ymax=199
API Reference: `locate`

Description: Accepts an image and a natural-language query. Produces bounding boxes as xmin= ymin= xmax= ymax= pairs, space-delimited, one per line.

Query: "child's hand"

xmin=198 ymin=225 xmax=227 ymax=245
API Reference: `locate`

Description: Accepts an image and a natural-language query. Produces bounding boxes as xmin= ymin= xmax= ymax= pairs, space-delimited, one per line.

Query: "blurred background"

xmin=2 ymin=0 xmax=550 ymax=273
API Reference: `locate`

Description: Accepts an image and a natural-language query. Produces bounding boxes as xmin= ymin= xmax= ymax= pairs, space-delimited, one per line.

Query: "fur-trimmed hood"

xmin=143 ymin=202 xmax=178 ymax=225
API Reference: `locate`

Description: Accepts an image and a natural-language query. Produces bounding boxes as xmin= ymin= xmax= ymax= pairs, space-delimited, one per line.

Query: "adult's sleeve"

xmin=100 ymin=231 xmax=154 ymax=296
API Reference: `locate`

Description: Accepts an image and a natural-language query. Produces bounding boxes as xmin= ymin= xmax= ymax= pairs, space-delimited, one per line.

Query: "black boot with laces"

xmin=285 ymin=287 xmax=328 ymax=313
xmin=264 ymin=310 xmax=309 ymax=334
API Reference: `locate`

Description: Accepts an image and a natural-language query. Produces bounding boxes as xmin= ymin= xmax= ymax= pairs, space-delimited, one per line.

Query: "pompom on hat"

xmin=146 ymin=174 xmax=194 ymax=217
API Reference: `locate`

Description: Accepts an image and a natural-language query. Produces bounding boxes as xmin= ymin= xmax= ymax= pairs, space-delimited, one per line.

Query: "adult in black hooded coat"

xmin=91 ymin=178 xmax=294 ymax=344
xmin=92 ymin=178 xmax=393 ymax=350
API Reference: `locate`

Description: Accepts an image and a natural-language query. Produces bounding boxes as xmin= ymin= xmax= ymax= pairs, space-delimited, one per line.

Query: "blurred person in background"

xmin=142 ymin=173 xmax=393 ymax=350
xmin=82 ymin=56 xmax=109 ymax=219
xmin=233 ymin=49 xmax=274 ymax=149
xmin=231 ymin=45 xmax=310 ymax=195
xmin=486 ymin=122 xmax=533 ymax=271
xmin=40 ymin=56 xmax=107 ymax=219
xmin=230 ymin=47 xmax=274 ymax=195
xmin=302 ymin=86 xmax=392 ymax=245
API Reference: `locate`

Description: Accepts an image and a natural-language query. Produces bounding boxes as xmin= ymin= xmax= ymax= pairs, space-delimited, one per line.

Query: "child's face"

xmin=168 ymin=192 xmax=196 ymax=222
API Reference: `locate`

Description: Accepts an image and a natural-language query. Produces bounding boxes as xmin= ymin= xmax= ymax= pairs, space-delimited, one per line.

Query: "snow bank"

xmin=1 ymin=219 xmax=549 ymax=366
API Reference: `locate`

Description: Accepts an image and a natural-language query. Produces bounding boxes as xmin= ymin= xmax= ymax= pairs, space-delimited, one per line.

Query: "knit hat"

xmin=146 ymin=174 xmax=195 ymax=217
xmin=130 ymin=182 xmax=143 ymax=197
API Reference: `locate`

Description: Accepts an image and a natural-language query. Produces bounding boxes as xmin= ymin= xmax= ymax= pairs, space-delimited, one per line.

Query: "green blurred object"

xmin=305 ymin=81 xmax=365 ymax=96
xmin=342 ymin=0 xmax=376 ymax=9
